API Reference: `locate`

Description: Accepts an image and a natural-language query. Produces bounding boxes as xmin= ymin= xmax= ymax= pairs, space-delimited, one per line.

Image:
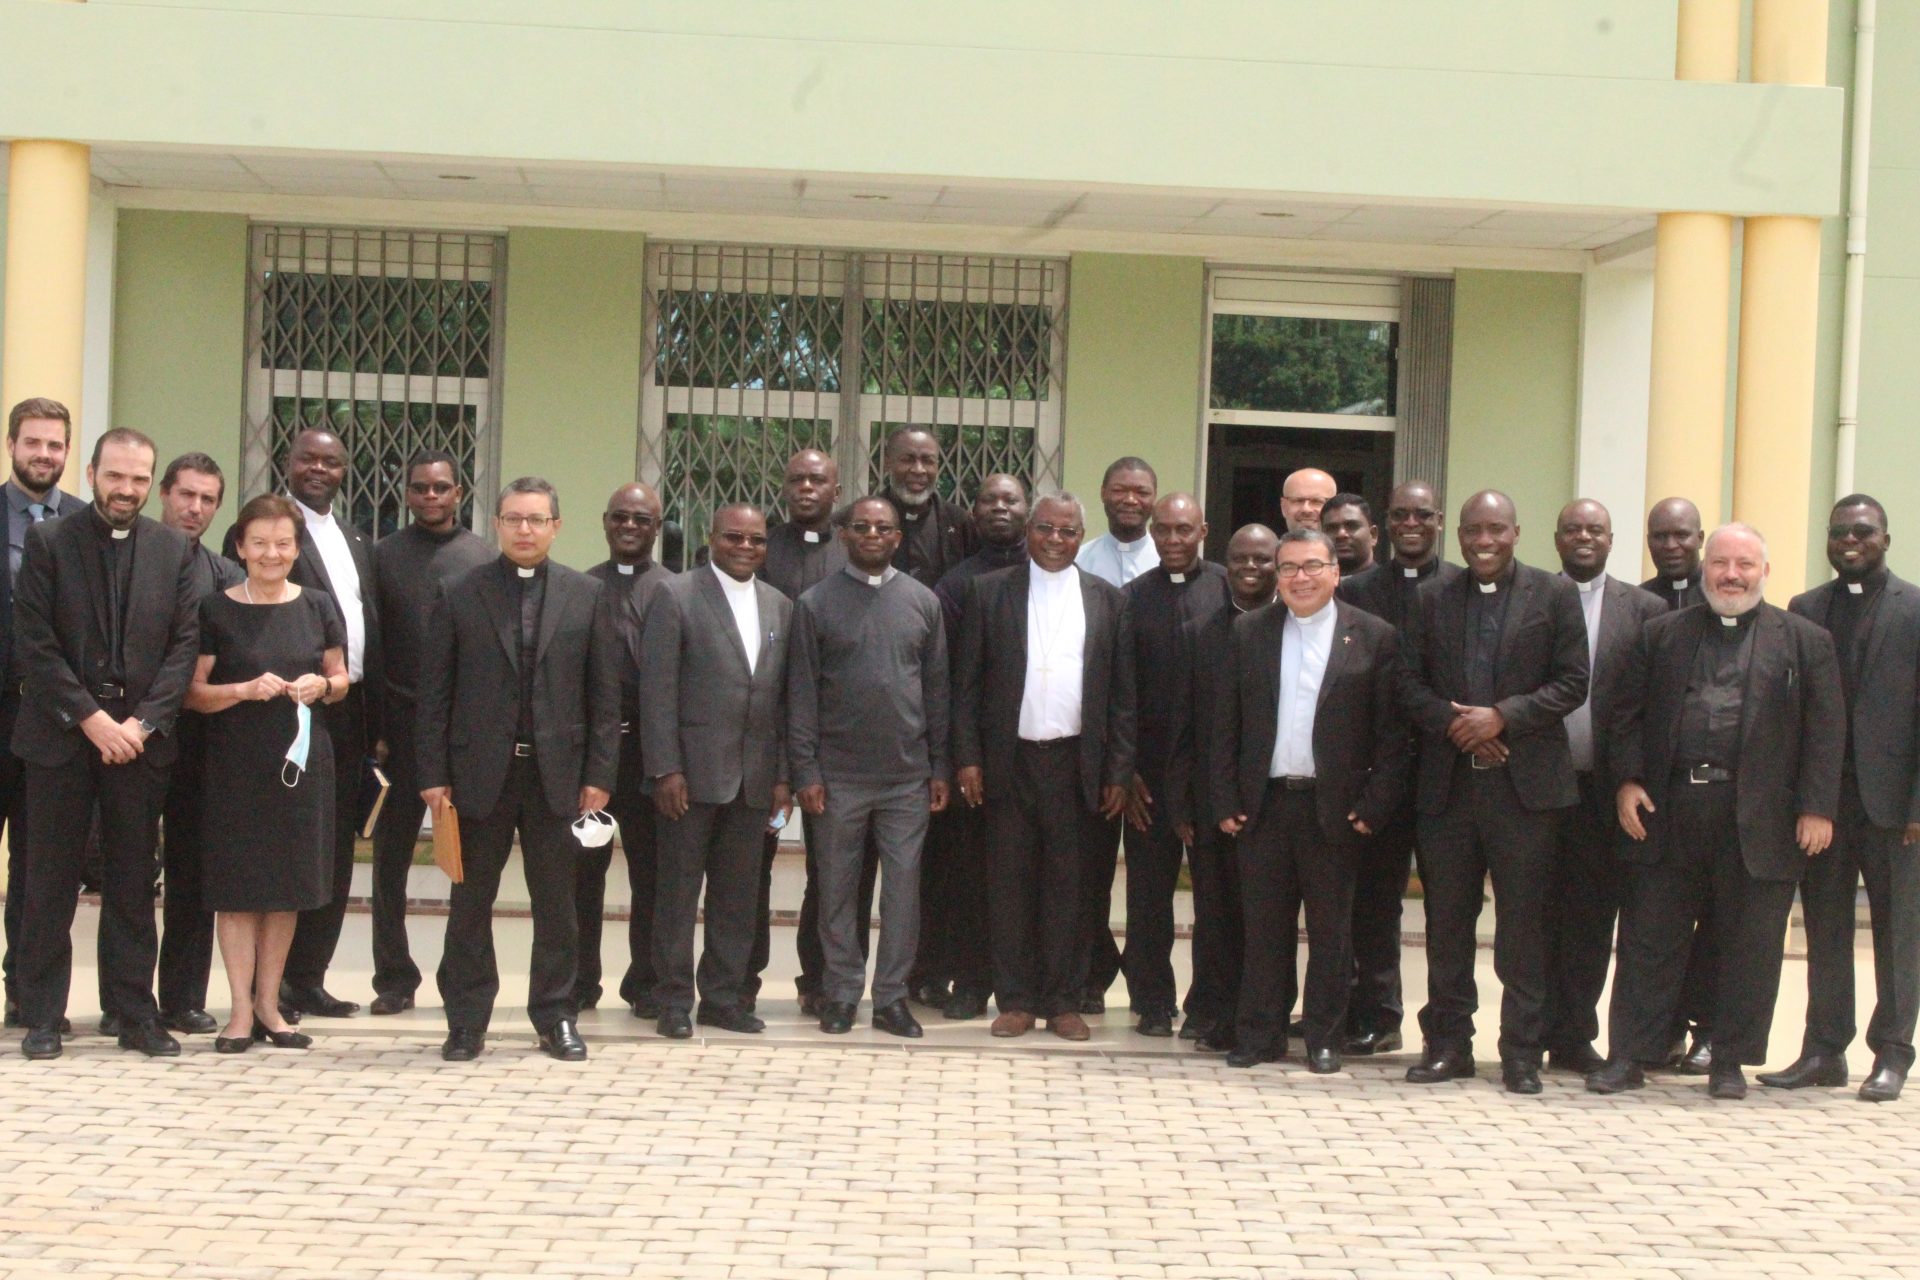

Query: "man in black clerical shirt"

xmin=919 ymin=474 xmax=1030 ymax=1019
xmin=1120 ymin=493 xmax=1228 ymax=1037
xmin=878 ymin=427 xmax=976 ymax=587
xmin=1593 ymin=523 xmax=1844 ymax=1101
xmin=152 ymin=453 xmax=245 ymax=1036
xmin=1334 ymin=479 xmax=1459 ymax=1055
xmin=1321 ymin=493 xmax=1377 ymax=577
xmin=579 ymin=482 xmax=673 ymax=1018
xmin=368 ymin=450 xmax=492 ymax=1016
xmin=1765 ymin=496 xmax=1920 ymax=1102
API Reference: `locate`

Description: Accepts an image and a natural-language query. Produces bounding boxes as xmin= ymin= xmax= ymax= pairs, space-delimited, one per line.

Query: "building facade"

xmin=0 ymin=0 xmax=1892 ymax=588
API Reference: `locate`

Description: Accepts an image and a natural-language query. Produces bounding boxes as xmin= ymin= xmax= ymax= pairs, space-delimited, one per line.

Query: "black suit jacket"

xmin=1790 ymin=572 xmax=1920 ymax=831
xmin=1339 ymin=558 xmax=1462 ymax=632
xmin=953 ymin=562 xmax=1136 ymax=811
xmin=1214 ymin=600 xmax=1408 ymax=839
xmin=1399 ymin=561 xmax=1589 ymax=814
xmin=1582 ymin=575 xmax=1668 ymax=796
xmin=0 ymin=485 xmax=79 ymax=744
xmin=10 ymin=511 xmax=199 ymax=768
xmin=588 ymin=559 xmax=674 ymax=779
xmin=1614 ymin=603 xmax=1845 ymax=881
xmin=416 ymin=559 xmax=623 ymax=820
xmin=1165 ymin=598 xmax=1239 ymax=832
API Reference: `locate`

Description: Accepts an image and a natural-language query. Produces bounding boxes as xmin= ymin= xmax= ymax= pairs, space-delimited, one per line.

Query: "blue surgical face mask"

xmin=282 ymin=702 xmax=313 ymax=788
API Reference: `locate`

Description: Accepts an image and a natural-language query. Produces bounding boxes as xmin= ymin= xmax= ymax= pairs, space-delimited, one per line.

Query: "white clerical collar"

xmin=1720 ymin=613 xmax=1740 ymax=627
xmin=516 ymin=566 xmax=537 ymax=579
xmin=1847 ymin=581 xmax=1864 ymax=594
xmin=110 ymin=527 xmax=130 ymax=541
xmin=803 ymin=529 xmax=821 ymax=543
xmin=1477 ymin=579 xmax=1499 ymax=593
xmin=1167 ymin=571 xmax=1186 ymax=584
xmin=1574 ymin=577 xmax=1601 ymax=594
xmin=845 ymin=564 xmax=896 ymax=588
xmin=1402 ymin=566 xmax=1419 ymax=578
xmin=1671 ymin=579 xmax=1690 ymax=590
xmin=616 ymin=562 xmax=635 ymax=575
xmin=711 ymin=562 xmax=755 ymax=595
xmin=1032 ymin=562 xmax=1076 ymax=585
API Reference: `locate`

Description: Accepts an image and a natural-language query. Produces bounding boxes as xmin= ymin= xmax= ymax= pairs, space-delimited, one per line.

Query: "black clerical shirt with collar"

xmin=509 ymin=558 xmax=547 ymax=740
xmin=1124 ymin=561 xmax=1230 ymax=781
xmin=1827 ymin=563 xmax=1888 ymax=713
xmin=1464 ymin=561 xmax=1515 ymax=708
xmin=762 ymin=520 xmax=846 ymax=601
xmin=1677 ymin=607 xmax=1757 ymax=769
xmin=1641 ymin=568 xmax=1706 ymax=613
xmin=88 ymin=506 xmax=137 ymax=685
xmin=1339 ymin=556 xmax=1460 ymax=632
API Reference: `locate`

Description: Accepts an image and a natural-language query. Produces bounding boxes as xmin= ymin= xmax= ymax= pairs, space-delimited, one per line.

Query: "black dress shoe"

xmin=1859 ymin=1057 xmax=1908 ymax=1103
xmin=909 ymin=980 xmax=951 ymax=1009
xmin=656 ymin=1010 xmax=693 ymax=1040
xmin=1307 ymin=1047 xmax=1341 ymax=1075
xmin=1078 ymin=992 xmax=1106 ymax=1016
xmin=1708 ymin=1061 xmax=1748 ymax=1099
xmin=1136 ymin=1011 xmax=1174 ymax=1038
xmin=281 ymin=984 xmax=359 ymax=1018
xmin=818 ymin=1001 xmax=857 ymax=1034
xmin=1197 ymin=1027 xmax=1236 ymax=1054
xmin=1225 ymin=1043 xmax=1284 ymax=1068
xmin=629 ymin=996 xmax=661 ymax=1020
xmin=98 ymin=1012 xmax=124 ymax=1038
xmin=1584 ymin=1059 xmax=1646 ymax=1094
xmin=251 ymin=1021 xmax=312 ymax=1050
xmin=1177 ymin=1017 xmax=1213 ymax=1042
xmin=213 ymin=1035 xmax=251 ymax=1055
xmin=1545 ymin=1043 xmax=1608 ymax=1075
xmin=1677 ymin=1032 xmax=1713 ymax=1075
xmin=369 ymin=992 xmax=416 ymax=1017
xmin=1345 ymin=1028 xmax=1403 ymax=1056
xmin=696 ymin=1004 xmax=765 ymax=1034
xmin=20 ymin=1027 xmax=61 ymax=1060
xmin=118 ymin=1020 xmax=181 ymax=1057
xmin=538 ymin=1019 xmax=587 ymax=1061
xmin=162 ymin=1008 xmax=219 ymax=1035
xmin=1501 ymin=1060 xmax=1543 ymax=1095
xmin=1405 ymin=1044 xmax=1476 ymax=1083
xmin=943 ymin=991 xmax=989 ymax=1021
xmin=797 ymin=991 xmax=823 ymax=1017
xmin=441 ymin=1028 xmax=485 ymax=1061
xmin=1757 ymin=1052 xmax=1848 ymax=1089
xmin=872 ymin=999 xmax=924 ymax=1039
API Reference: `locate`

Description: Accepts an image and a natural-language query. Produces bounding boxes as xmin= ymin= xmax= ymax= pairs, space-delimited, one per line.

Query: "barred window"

xmin=640 ymin=244 xmax=1065 ymax=552
xmin=244 ymin=225 xmax=504 ymax=539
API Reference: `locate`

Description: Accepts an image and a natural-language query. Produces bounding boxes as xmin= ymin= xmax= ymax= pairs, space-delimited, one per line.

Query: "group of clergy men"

xmin=0 ymin=395 xmax=1913 ymax=1102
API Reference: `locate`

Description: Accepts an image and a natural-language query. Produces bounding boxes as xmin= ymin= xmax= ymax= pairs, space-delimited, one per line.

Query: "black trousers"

xmin=1182 ymin=825 xmax=1243 ymax=1028
xmin=1236 ymin=785 xmax=1359 ymax=1055
xmin=1121 ymin=781 xmax=1187 ymax=1016
xmin=1416 ymin=764 xmax=1558 ymax=1064
xmin=435 ymin=757 xmax=577 ymax=1033
xmin=17 ymin=745 xmax=171 ymax=1027
xmin=285 ymin=682 xmax=366 ymax=992
xmin=156 ymin=717 xmax=215 ymax=1015
xmin=1347 ymin=801 xmax=1417 ymax=1038
xmin=912 ymin=805 xmax=991 ymax=999
xmin=1542 ymin=772 xmax=1627 ymax=1052
xmin=575 ymin=736 xmax=659 ymax=1009
xmin=1 ymin=734 xmax=30 ymax=1008
xmin=370 ymin=703 xmax=424 ymax=1000
xmin=793 ymin=812 xmax=877 ymax=998
xmin=652 ymin=793 xmax=764 ymax=1014
xmin=1080 ymin=812 xmax=1123 ymax=999
xmin=1608 ymin=778 xmax=1797 ymax=1066
xmin=988 ymin=739 xmax=1090 ymax=1018
xmin=1798 ymin=776 xmax=1920 ymax=1067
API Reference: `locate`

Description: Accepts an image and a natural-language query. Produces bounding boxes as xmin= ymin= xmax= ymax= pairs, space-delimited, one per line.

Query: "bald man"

xmin=1398 ymin=490 xmax=1588 ymax=1095
xmin=579 ymin=482 xmax=674 ymax=1017
xmin=1119 ymin=493 xmax=1229 ymax=1036
xmin=1280 ymin=468 xmax=1338 ymax=532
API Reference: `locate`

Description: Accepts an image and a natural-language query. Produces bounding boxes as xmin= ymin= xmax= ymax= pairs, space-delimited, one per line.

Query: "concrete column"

xmin=1642 ymin=1 xmax=1740 ymax=565
xmin=2 ymin=139 xmax=92 ymax=493
xmin=1732 ymin=0 xmax=1829 ymax=598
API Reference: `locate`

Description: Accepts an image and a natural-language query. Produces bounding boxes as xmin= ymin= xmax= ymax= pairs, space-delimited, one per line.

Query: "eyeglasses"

xmin=605 ymin=511 xmax=659 ymax=528
xmin=1285 ymin=496 xmax=1328 ymax=510
xmin=1828 ymin=523 xmax=1882 ymax=540
xmin=407 ymin=481 xmax=457 ymax=496
xmin=1030 ymin=522 xmax=1082 ymax=541
xmin=847 ymin=521 xmax=899 ymax=536
xmin=1387 ymin=508 xmax=1441 ymax=525
xmin=1276 ymin=559 xmax=1333 ymax=579
xmin=496 ymin=514 xmax=555 ymax=531
xmin=714 ymin=530 xmax=769 ymax=548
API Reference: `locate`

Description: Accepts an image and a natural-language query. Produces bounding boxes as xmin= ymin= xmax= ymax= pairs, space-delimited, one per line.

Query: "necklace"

xmin=243 ymin=579 xmax=289 ymax=605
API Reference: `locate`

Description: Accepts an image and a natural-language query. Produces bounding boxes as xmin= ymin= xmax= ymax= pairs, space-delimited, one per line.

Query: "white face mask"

xmin=281 ymin=702 xmax=313 ymax=788
xmin=571 ymin=809 xmax=616 ymax=848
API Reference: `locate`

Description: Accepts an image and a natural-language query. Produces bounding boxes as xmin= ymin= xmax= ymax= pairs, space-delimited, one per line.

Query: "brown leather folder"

xmin=432 ymin=798 xmax=463 ymax=884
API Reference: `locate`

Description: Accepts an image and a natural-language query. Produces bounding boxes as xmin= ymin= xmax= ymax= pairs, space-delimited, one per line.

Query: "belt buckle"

xmin=513 ymin=742 xmax=534 ymax=758
xmin=1470 ymin=754 xmax=1496 ymax=770
xmin=1688 ymin=764 xmax=1712 ymax=784
xmin=97 ymin=682 xmax=126 ymax=700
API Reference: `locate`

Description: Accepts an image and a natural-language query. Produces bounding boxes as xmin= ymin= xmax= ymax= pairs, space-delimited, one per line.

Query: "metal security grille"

xmin=243 ymin=225 xmax=505 ymax=539
xmin=640 ymin=243 xmax=1065 ymax=550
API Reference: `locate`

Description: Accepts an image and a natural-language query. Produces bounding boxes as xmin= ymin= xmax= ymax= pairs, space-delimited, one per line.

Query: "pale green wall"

xmin=498 ymin=227 xmax=646 ymax=569
xmin=110 ymin=208 xmax=247 ymax=493
xmin=1447 ymin=269 xmax=1583 ymax=568
xmin=1061 ymin=253 xmax=1204 ymax=506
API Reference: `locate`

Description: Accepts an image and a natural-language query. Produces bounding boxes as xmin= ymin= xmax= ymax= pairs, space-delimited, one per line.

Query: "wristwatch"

xmin=137 ymin=719 xmax=157 ymax=736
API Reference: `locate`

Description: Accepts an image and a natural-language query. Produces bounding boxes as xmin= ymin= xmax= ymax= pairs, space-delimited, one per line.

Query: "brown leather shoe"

xmin=1049 ymin=1011 xmax=1091 ymax=1041
xmin=990 ymin=1010 xmax=1036 ymax=1038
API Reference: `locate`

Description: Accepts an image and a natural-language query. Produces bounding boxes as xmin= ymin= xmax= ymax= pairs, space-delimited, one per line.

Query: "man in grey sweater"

xmin=789 ymin=496 xmax=952 ymax=1038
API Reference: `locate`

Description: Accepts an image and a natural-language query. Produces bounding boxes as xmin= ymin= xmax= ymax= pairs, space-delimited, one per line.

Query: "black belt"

xmin=1469 ymin=753 xmax=1506 ymax=770
xmin=91 ymin=682 xmax=127 ymax=700
xmin=513 ymin=741 xmax=536 ymax=758
xmin=1268 ymin=775 xmax=1316 ymax=792
xmin=1683 ymin=764 xmax=1733 ymax=784
xmin=1018 ymin=736 xmax=1080 ymax=752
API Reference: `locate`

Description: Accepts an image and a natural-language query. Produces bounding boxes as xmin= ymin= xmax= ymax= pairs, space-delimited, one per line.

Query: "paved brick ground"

xmin=3 ymin=923 xmax=1916 ymax=1279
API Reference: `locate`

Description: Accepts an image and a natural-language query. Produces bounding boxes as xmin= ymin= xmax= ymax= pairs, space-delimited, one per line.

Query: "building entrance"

xmin=1202 ymin=423 xmax=1396 ymax=561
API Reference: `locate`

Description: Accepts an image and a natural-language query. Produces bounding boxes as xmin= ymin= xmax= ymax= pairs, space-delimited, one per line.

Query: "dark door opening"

xmin=1202 ymin=424 xmax=1396 ymax=561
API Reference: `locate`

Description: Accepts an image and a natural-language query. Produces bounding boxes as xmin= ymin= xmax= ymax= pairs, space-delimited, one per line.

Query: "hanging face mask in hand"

xmin=282 ymin=702 xmax=313 ymax=788
xmin=572 ymin=810 xmax=616 ymax=848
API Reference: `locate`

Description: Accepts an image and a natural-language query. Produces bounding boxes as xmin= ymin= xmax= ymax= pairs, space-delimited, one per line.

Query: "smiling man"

xmin=1398 ymin=490 xmax=1589 ymax=1096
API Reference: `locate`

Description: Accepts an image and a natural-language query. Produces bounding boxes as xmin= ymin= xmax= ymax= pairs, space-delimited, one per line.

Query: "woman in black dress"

xmin=185 ymin=495 xmax=348 ymax=1052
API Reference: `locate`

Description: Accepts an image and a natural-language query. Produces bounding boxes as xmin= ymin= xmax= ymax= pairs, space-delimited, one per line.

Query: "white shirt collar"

xmin=712 ymin=561 xmax=756 ymax=596
xmin=296 ymin=499 xmax=334 ymax=528
xmin=1574 ymin=576 xmax=1601 ymax=594
xmin=1847 ymin=581 xmax=1864 ymax=594
xmin=803 ymin=529 xmax=822 ymax=543
xmin=616 ymin=562 xmax=635 ymax=575
xmin=1287 ymin=600 xmax=1336 ymax=628
xmin=1671 ymin=578 xmax=1691 ymax=590
xmin=1402 ymin=566 xmax=1420 ymax=578
xmin=1033 ymin=562 xmax=1077 ymax=585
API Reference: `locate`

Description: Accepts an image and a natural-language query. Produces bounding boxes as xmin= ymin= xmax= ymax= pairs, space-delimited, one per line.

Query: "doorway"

xmin=1202 ymin=424 xmax=1396 ymax=560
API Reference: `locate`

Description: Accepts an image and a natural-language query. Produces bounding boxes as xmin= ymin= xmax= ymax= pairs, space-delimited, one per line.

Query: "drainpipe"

xmin=1835 ymin=0 xmax=1876 ymax=499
